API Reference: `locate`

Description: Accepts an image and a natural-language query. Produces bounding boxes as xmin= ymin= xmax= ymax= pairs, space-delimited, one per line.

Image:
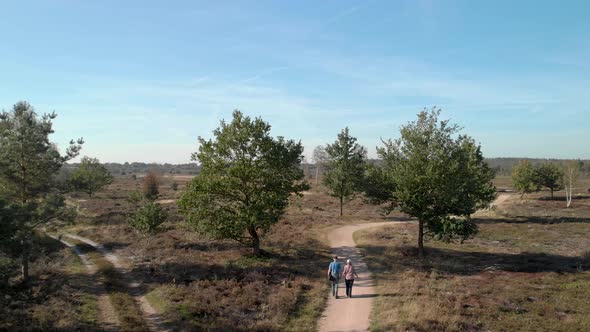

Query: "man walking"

xmin=327 ymin=255 xmax=342 ymax=298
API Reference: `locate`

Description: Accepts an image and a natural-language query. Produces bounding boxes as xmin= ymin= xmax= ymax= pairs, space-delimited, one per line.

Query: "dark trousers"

xmin=345 ymin=279 xmax=355 ymax=297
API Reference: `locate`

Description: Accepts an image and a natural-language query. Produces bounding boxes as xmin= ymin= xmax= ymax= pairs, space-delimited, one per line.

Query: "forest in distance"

xmin=64 ymin=158 xmax=590 ymax=177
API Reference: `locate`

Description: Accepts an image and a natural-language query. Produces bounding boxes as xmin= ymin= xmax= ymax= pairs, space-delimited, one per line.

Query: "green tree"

xmin=178 ymin=110 xmax=308 ymax=255
xmin=128 ymin=202 xmax=168 ymax=235
xmin=69 ymin=156 xmax=113 ymax=197
xmin=0 ymin=102 xmax=83 ymax=282
xmin=323 ymin=127 xmax=367 ymax=216
xmin=512 ymin=160 xmax=540 ymax=198
xmin=535 ymin=163 xmax=563 ymax=199
xmin=366 ymin=108 xmax=496 ymax=256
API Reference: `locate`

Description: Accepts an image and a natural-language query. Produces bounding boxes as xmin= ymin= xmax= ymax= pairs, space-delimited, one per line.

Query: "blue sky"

xmin=1 ymin=0 xmax=588 ymax=163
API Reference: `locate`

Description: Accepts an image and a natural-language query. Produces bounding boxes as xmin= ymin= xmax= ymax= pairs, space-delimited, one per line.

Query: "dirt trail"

xmin=63 ymin=233 xmax=171 ymax=332
xmin=318 ymin=221 xmax=405 ymax=332
xmin=48 ymin=235 xmax=121 ymax=331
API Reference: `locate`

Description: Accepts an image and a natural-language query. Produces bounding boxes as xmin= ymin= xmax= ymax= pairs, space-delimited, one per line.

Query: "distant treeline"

xmin=64 ymin=158 xmax=590 ymax=177
xmin=63 ymin=162 xmax=201 ymax=175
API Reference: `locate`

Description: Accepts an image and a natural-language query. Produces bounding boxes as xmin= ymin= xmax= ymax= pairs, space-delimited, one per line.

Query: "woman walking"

xmin=343 ymin=259 xmax=359 ymax=298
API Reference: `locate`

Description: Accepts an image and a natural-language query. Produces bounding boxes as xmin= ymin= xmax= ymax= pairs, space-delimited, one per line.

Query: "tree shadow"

xmin=474 ymin=216 xmax=590 ymax=224
xmin=362 ymin=244 xmax=590 ymax=276
xmin=101 ymin=241 xmax=130 ymax=251
xmin=173 ymin=241 xmax=243 ymax=252
xmin=538 ymin=195 xmax=590 ymax=201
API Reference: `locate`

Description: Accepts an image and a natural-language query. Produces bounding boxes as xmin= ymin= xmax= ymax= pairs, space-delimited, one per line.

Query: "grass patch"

xmin=356 ymin=221 xmax=590 ymax=332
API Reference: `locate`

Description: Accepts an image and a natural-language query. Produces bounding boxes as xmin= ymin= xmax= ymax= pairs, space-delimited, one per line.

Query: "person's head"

xmin=346 ymin=259 xmax=351 ymax=265
xmin=333 ymin=255 xmax=338 ymax=261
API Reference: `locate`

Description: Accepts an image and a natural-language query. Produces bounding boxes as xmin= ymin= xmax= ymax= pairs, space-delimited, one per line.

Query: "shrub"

xmin=143 ymin=171 xmax=160 ymax=200
xmin=171 ymin=181 xmax=179 ymax=191
xmin=128 ymin=202 xmax=167 ymax=235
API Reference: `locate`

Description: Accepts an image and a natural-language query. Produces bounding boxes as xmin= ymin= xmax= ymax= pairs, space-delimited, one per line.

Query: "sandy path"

xmin=48 ymin=234 xmax=121 ymax=331
xmin=64 ymin=233 xmax=171 ymax=332
xmin=318 ymin=221 xmax=404 ymax=332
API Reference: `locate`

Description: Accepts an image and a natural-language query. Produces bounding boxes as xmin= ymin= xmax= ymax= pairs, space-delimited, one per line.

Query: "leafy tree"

xmin=366 ymin=108 xmax=496 ymax=256
xmin=512 ymin=160 xmax=540 ymax=198
xmin=312 ymin=145 xmax=329 ymax=185
xmin=323 ymin=127 xmax=367 ymax=216
xmin=69 ymin=156 xmax=113 ymax=197
xmin=128 ymin=202 xmax=167 ymax=235
xmin=143 ymin=171 xmax=160 ymax=200
xmin=0 ymin=102 xmax=83 ymax=282
xmin=178 ymin=110 xmax=308 ymax=255
xmin=534 ymin=163 xmax=563 ymax=199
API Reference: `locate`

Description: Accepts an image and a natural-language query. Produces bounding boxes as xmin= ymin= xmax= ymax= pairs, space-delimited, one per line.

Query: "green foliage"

xmin=0 ymin=101 xmax=83 ymax=282
xmin=178 ymin=110 xmax=308 ymax=255
xmin=69 ymin=156 xmax=113 ymax=197
xmin=535 ymin=163 xmax=563 ymax=198
xmin=143 ymin=171 xmax=160 ymax=200
xmin=512 ymin=160 xmax=540 ymax=198
xmin=127 ymin=190 xmax=144 ymax=206
xmin=171 ymin=181 xmax=179 ymax=191
xmin=323 ymin=127 xmax=367 ymax=216
xmin=128 ymin=202 xmax=168 ymax=235
xmin=363 ymin=163 xmax=396 ymax=211
xmin=367 ymin=108 xmax=496 ymax=255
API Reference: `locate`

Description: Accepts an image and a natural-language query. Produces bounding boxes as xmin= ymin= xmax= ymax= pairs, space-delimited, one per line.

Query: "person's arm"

xmin=327 ymin=263 xmax=332 ymax=277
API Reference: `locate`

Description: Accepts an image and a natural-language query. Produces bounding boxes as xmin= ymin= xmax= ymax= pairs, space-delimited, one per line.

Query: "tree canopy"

xmin=366 ymin=108 xmax=496 ymax=256
xmin=0 ymin=101 xmax=83 ymax=282
xmin=512 ymin=160 xmax=540 ymax=198
xmin=323 ymin=127 xmax=367 ymax=216
xmin=69 ymin=156 xmax=113 ymax=197
xmin=535 ymin=163 xmax=563 ymax=198
xmin=178 ymin=110 xmax=308 ymax=255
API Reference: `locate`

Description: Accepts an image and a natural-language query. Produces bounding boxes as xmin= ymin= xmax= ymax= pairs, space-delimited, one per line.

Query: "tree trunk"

xmin=418 ymin=219 xmax=425 ymax=257
xmin=339 ymin=196 xmax=343 ymax=217
xmin=315 ymin=165 xmax=319 ymax=186
xmin=249 ymin=227 xmax=261 ymax=256
xmin=21 ymin=241 xmax=29 ymax=283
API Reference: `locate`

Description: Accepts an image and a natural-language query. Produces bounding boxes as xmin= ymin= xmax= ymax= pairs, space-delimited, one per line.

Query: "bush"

xmin=143 ymin=171 xmax=160 ymax=200
xmin=171 ymin=181 xmax=179 ymax=191
xmin=128 ymin=202 xmax=167 ymax=235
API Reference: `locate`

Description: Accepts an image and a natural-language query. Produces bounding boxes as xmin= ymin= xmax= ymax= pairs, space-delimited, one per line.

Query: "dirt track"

xmin=63 ymin=233 xmax=171 ymax=332
xmin=318 ymin=221 xmax=404 ymax=332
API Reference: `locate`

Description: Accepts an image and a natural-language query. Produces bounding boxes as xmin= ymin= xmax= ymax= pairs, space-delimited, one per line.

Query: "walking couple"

xmin=327 ymin=256 xmax=359 ymax=299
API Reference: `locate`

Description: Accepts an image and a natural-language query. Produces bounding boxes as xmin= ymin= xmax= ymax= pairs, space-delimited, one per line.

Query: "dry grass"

xmin=356 ymin=194 xmax=590 ymax=331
